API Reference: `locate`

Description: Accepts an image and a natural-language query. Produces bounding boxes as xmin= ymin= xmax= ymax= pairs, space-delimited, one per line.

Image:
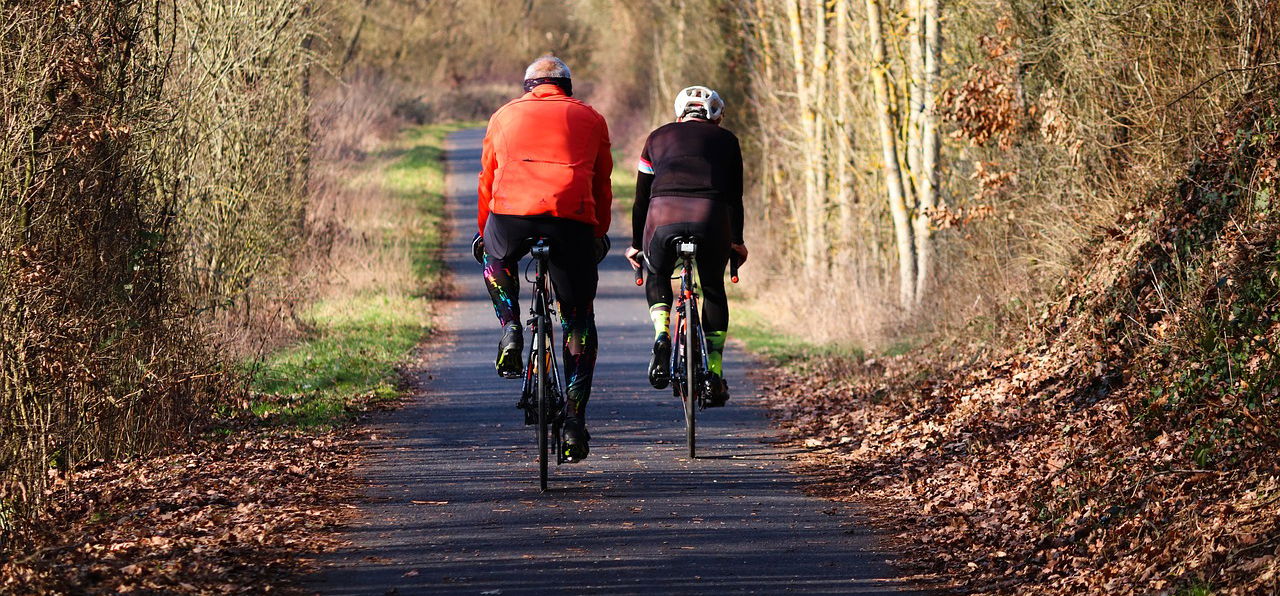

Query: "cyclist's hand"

xmin=624 ymin=247 xmax=643 ymax=270
xmin=472 ymin=233 xmax=486 ymax=265
xmin=593 ymin=235 xmax=611 ymax=264
xmin=730 ymin=243 xmax=748 ymax=265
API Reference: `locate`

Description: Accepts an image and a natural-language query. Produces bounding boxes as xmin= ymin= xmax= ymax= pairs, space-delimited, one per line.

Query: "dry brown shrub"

xmin=941 ymin=30 xmax=1024 ymax=151
xmin=303 ymin=72 xmax=426 ymax=306
xmin=1 ymin=0 xmax=318 ymax=546
xmin=0 ymin=1 xmax=218 ymax=544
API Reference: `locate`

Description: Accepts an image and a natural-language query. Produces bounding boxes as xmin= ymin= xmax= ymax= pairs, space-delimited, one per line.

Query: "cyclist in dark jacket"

xmin=624 ymin=86 xmax=747 ymax=406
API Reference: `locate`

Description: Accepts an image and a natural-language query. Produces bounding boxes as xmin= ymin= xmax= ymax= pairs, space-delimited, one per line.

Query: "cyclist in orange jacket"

xmin=625 ymin=86 xmax=746 ymax=407
xmin=473 ymin=56 xmax=613 ymax=462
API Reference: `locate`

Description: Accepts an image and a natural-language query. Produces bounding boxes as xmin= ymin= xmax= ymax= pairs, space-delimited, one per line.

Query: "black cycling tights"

xmin=483 ymin=214 xmax=598 ymax=418
xmin=644 ymin=223 xmax=730 ymax=336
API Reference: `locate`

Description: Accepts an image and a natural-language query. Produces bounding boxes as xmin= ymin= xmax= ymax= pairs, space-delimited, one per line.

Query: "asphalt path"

xmin=308 ymin=128 xmax=915 ymax=595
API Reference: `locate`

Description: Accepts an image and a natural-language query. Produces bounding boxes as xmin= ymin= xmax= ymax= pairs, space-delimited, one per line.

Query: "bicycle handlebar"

xmin=631 ymin=246 xmax=740 ymax=285
xmin=633 ymin=253 xmax=645 ymax=286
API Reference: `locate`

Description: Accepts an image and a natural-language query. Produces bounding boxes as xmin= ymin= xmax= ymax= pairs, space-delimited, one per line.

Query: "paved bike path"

xmin=308 ymin=128 xmax=915 ymax=595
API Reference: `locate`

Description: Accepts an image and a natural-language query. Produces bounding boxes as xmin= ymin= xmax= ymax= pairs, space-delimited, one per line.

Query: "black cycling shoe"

xmin=562 ymin=417 xmax=591 ymax=463
xmin=648 ymin=333 xmax=671 ymax=389
xmin=704 ymin=373 xmax=730 ymax=407
xmin=496 ymin=323 xmax=523 ymax=378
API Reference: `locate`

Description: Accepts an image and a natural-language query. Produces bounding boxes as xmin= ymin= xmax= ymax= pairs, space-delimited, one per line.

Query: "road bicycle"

xmin=515 ymin=238 xmax=566 ymax=491
xmin=635 ymin=237 xmax=739 ymax=459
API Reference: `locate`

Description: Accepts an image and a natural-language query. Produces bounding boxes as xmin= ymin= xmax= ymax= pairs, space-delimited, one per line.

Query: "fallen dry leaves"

xmin=0 ymin=428 xmax=362 ymax=595
xmin=759 ymin=97 xmax=1280 ymax=595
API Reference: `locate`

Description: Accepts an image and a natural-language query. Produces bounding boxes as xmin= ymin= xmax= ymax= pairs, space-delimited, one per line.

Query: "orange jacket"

xmin=477 ymin=84 xmax=613 ymax=237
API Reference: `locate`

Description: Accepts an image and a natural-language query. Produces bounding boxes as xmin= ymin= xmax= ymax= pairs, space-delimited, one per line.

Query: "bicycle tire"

xmin=683 ymin=292 xmax=697 ymax=459
xmin=536 ymin=285 xmax=549 ymax=492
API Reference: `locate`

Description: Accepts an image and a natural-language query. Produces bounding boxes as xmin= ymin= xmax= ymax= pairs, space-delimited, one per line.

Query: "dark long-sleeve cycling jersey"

xmin=631 ymin=120 xmax=744 ymax=249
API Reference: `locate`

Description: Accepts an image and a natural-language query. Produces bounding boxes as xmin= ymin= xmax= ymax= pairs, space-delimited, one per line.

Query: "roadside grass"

xmin=384 ymin=123 xmax=473 ymax=288
xmin=248 ymin=122 xmax=475 ymax=427
xmin=732 ymin=304 xmax=865 ymax=366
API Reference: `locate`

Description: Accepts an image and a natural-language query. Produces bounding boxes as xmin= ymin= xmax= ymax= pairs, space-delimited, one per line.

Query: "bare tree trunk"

xmin=339 ymin=1 xmax=372 ymax=74
xmin=865 ymin=0 xmax=915 ymax=308
xmin=755 ymin=0 xmax=775 ymax=81
xmin=809 ymin=0 xmax=829 ymax=267
xmin=914 ymin=0 xmax=941 ymax=305
xmin=834 ymin=0 xmax=853 ymax=248
xmin=905 ymin=0 xmax=928 ymax=306
xmin=786 ymin=0 xmax=820 ymax=270
xmin=906 ymin=0 xmax=925 ymax=192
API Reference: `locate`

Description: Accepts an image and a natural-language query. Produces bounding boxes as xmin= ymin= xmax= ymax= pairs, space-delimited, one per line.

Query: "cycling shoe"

xmin=648 ymin=333 xmax=671 ymax=389
xmin=704 ymin=373 xmax=730 ymax=407
xmin=496 ymin=323 xmax=523 ymax=378
xmin=562 ymin=417 xmax=591 ymax=463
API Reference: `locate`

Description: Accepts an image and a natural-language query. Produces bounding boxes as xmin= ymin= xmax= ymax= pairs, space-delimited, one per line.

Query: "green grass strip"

xmin=731 ymin=305 xmax=866 ymax=367
xmin=249 ymin=121 xmax=475 ymax=427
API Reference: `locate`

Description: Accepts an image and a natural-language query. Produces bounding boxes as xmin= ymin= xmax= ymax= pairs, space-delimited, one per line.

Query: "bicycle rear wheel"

xmin=536 ymin=299 xmax=549 ymax=492
xmin=683 ymin=297 xmax=697 ymax=459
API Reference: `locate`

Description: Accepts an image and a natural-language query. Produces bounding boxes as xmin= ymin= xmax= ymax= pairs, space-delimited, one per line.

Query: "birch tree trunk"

xmin=865 ymin=0 xmax=916 ymax=307
xmin=906 ymin=0 xmax=925 ymax=192
xmin=834 ymin=0 xmax=853 ymax=247
xmin=808 ymin=0 xmax=829 ymax=267
xmin=786 ymin=0 xmax=820 ymax=270
xmin=914 ymin=0 xmax=941 ymax=305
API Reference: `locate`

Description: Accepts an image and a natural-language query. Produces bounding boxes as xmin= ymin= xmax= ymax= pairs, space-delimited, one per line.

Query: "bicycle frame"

xmin=519 ymin=239 xmax=566 ymax=491
xmin=668 ymin=238 xmax=711 ymax=458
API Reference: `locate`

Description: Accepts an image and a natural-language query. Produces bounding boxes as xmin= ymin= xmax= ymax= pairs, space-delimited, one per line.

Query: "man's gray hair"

xmin=524 ymin=56 xmax=571 ymax=80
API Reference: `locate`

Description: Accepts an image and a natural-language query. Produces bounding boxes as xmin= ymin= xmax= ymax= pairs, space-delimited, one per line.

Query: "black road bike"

xmin=516 ymin=238 xmax=567 ymax=491
xmin=635 ymin=237 xmax=739 ymax=459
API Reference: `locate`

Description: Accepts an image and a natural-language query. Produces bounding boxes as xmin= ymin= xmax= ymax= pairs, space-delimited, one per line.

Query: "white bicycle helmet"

xmin=673 ymin=85 xmax=725 ymax=121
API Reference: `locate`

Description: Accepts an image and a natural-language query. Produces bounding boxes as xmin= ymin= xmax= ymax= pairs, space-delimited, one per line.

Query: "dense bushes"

xmin=0 ymin=0 xmax=314 ymax=543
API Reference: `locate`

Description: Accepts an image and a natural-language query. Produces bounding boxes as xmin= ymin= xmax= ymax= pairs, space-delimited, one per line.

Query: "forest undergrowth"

xmin=756 ymin=94 xmax=1280 ymax=595
xmin=0 ymin=119 xmax=459 ymax=595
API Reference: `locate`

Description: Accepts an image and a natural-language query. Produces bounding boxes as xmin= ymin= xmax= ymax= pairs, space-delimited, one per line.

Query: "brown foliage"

xmin=1 ymin=0 xmax=317 ymax=544
xmin=0 ymin=429 xmax=359 ymax=594
xmin=941 ymin=32 xmax=1023 ymax=151
xmin=0 ymin=1 xmax=220 ymax=541
xmin=761 ymin=95 xmax=1280 ymax=594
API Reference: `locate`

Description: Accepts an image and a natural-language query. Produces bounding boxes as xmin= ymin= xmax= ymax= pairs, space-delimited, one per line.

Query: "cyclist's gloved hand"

xmin=593 ymin=235 xmax=611 ymax=264
xmin=624 ymin=246 xmax=644 ymax=270
xmin=472 ymin=233 xmax=486 ymax=265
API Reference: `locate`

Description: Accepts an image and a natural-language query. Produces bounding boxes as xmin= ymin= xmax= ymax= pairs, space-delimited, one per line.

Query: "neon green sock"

xmin=706 ymin=331 xmax=726 ymax=376
xmin=649 ymin=304 xmax=670 ymax=338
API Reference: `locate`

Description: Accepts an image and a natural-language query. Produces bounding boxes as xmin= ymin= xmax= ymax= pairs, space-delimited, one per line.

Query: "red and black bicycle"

xmin=635 ymin=237 xmax=739 ymax=459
